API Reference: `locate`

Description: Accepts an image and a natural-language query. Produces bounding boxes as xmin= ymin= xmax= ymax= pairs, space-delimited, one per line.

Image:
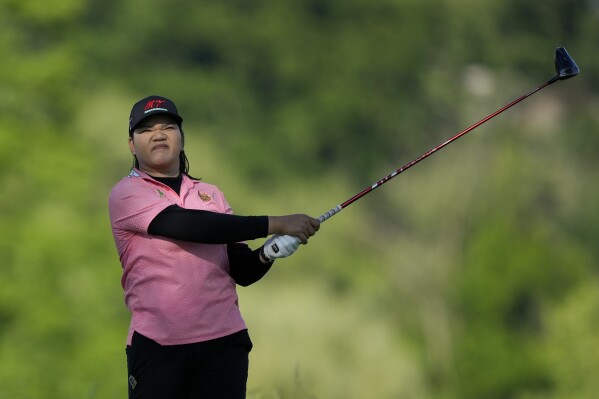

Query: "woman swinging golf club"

xmin=109 ymin=95 xmax=320 ymax=399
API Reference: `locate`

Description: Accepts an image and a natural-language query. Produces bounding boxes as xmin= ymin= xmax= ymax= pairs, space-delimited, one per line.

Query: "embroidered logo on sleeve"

xmin=156 ymin=188 xmax=165 ymax=197
xmin=198 ymin=192 xmax=212 ymax=202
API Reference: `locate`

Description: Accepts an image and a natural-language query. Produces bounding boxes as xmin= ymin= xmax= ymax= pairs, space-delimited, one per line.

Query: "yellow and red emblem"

xmin=198 ymin=192 xmax=212 ymax=202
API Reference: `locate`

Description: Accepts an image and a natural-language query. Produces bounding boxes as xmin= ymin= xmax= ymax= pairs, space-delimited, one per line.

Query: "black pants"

xmin=126 ymin=330 xmax=253 ymax=399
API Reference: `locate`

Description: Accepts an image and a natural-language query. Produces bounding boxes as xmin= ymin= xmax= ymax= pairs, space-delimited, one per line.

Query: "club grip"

xmin=318 ymin=205 xmax=342 ymax=223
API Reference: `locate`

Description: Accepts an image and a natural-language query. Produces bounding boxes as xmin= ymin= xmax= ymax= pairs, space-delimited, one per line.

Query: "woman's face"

xmin=129 ymin=114 xmax=183 ymax=177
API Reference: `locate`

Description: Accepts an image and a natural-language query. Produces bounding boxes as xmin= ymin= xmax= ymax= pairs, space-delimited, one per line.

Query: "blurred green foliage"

xmin=1 ymin=0 xmax=598 ymax=397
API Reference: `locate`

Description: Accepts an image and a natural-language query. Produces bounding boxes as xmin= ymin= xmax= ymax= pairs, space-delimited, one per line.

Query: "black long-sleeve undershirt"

xmin=227 ymin=243 xmax=272 ymax=287
xmin=148 ymin=205 xmax=268 ymax=244
xmin=146 ymin=174 xmax=273 ymax=286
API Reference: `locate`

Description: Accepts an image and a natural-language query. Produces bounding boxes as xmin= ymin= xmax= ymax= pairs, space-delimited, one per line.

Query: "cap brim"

xmin=130 ymin=112 xmax=183 ymax=134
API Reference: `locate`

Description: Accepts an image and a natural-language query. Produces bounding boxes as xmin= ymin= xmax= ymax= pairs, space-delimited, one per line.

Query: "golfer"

xmin=109 ymin=95 xmax=320 ymax=398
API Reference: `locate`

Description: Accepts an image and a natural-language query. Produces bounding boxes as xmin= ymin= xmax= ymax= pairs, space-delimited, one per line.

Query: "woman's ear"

xmin=128 ymin=137 xmax=135 ymax=155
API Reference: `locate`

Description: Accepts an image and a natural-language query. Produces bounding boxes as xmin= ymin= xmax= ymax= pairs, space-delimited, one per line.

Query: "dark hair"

xmin=131 ymin=125 xmax=191 ymax=175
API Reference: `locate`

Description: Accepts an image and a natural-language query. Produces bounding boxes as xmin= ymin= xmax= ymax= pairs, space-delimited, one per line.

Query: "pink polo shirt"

xmin=108 ymin=169 xmax=246 ymax=346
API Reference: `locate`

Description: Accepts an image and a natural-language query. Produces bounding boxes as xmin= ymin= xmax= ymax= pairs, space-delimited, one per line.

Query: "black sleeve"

xmin=227 ymin=243 xmax=273 ymax=286
xmin=148 ymin=204 xmax=269 ymax=244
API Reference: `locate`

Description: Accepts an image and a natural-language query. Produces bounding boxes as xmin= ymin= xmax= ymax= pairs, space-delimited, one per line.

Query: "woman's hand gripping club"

xmin=262 ymin=214 xmax=321 ymax=261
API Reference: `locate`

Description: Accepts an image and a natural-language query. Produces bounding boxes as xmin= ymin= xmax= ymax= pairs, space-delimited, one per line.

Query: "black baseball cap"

xmin=129 ymin=95 xmax=183 ymax=136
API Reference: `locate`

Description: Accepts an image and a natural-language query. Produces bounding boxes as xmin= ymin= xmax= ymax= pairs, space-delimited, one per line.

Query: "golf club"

xmin=266 ymin=47 xmax=579 ymax=256
xmin=315 ymin=46 xmax=579 ymax=223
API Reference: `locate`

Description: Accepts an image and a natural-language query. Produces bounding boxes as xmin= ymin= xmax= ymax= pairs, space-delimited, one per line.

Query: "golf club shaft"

xmin=318 ymin=76 xmax=558 ymax=223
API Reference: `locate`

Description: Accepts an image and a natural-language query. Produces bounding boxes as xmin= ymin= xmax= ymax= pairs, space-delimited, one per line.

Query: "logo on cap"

xmin=144 ymin=99 xmax=168 ymax=114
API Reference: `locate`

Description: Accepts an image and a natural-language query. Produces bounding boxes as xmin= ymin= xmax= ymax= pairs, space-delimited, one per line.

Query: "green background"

xmin=1 ymin=0 xmax=598 ymax=397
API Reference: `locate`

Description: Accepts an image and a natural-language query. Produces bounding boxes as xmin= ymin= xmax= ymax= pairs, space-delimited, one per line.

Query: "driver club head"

xmin=555 ymin=47 xmax=580 ymax=80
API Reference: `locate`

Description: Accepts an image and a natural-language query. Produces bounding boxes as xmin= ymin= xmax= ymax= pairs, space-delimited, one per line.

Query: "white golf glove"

xmin=263 ymin=235 xmax=301 ymax=261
